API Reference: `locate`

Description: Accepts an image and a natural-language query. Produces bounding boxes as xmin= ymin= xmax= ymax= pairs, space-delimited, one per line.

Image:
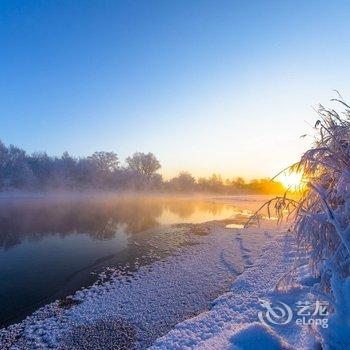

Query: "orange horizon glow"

xmin=162 ymin=170 xmax=305 ymax=189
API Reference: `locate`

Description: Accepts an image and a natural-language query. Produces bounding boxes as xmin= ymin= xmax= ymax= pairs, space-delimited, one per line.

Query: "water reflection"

xmin=0 ymin=195 xmax=233 ymax=250
xmin=0 ymin=195 xmax=235 ymax=326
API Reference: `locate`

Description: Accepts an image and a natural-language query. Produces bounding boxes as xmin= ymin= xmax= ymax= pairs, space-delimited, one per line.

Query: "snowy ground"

xmin=0 ymin=196 xmax=322 ymax=349
xmin=150 ymin=232 xmax=320 ymax=350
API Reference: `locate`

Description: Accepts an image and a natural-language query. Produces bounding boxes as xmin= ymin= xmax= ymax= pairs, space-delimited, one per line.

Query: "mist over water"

xmin=0 ymin=194 xmax=235 ymax=247
xmin=0 ymin=194 xmax=236 ymax=326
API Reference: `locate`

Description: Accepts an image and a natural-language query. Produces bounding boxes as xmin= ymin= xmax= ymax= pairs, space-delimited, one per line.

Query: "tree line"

xmin=0 ymin=140 xmax=284 ymax=194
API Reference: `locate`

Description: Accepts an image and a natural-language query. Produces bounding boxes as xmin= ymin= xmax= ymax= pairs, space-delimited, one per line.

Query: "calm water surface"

xmin=0 ymin=195 xmax=237 ymax=326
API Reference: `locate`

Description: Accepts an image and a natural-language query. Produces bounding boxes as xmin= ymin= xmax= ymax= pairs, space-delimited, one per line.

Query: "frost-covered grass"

xmin=240 ymin=98 xmax=350 ymax=348
xmin=293 ymin=100 xmax=350 ymax=280
xmin=247 ymin=98 xmax=350 ymax=349
xmin=291 ymin=99 xmax=350 ymax=348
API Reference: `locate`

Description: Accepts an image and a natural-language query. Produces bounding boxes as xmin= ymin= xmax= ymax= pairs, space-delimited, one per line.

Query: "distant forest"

xmin=0 ymin=140 xmax=284 ymax=194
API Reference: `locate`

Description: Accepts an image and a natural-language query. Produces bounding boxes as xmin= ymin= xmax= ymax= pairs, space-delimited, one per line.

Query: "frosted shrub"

xmin=293 ymin=99 xmax=350 ymax=287
xmin=291 ymin=99 xmax=350 ymax=348
xmin=248 ymin=98 xmax=350 ymax=347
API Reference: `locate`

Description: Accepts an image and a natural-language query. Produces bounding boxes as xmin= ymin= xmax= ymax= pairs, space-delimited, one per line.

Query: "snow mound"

xmin=229 ymin=323 xmax=291 ymax=350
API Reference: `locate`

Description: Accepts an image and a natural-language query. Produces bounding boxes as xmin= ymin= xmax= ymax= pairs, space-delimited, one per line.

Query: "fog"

xmin=0 ymin=193 xmax=237 ymax=250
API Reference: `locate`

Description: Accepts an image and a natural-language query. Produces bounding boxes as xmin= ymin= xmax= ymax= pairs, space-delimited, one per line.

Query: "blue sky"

xmin=1 ymin=0 xmax=350 ymax=179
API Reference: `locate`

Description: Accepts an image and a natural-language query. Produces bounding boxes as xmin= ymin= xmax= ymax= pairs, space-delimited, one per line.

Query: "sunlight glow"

xmin=278 ymin=172 xmax=303 ymax=190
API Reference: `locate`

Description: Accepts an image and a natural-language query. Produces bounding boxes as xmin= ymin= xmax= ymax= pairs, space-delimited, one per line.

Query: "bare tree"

xmin=88 ymin=152 xmax=119 ymax=173
xmin=126 ymin=152 xmax=160 ymax=177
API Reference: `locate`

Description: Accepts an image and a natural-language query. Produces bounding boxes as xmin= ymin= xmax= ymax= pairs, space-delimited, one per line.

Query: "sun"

xmin=278 ymin=172 xmax=303 ymax=190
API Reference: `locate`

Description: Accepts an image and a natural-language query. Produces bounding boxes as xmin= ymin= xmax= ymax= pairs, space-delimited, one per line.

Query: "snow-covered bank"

xmin=150 ymin=231 xmax=319 ymax=350
xmin=0 ymin=218 xmax=281 ymax=349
